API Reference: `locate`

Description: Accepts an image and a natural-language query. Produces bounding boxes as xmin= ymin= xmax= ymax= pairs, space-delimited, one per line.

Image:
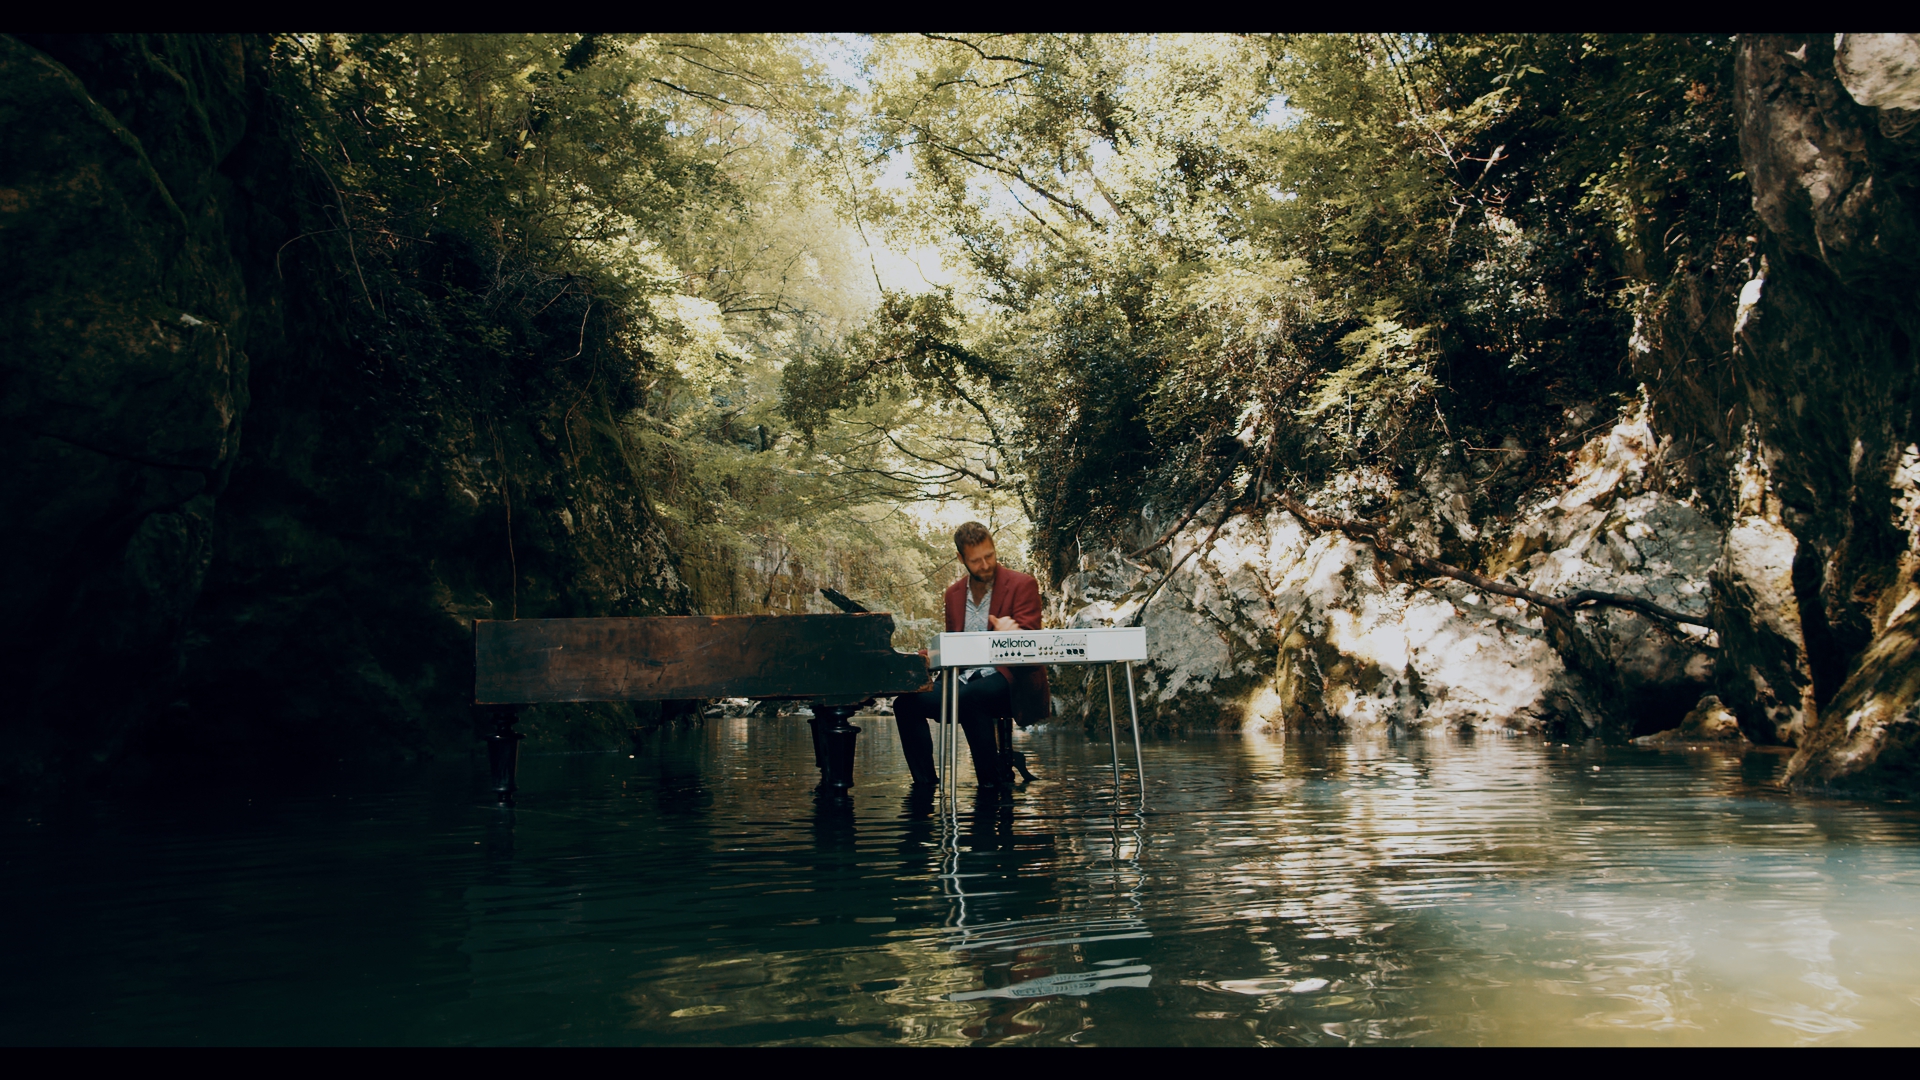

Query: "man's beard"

xmin=970 ymin=564 xmax=996 ymax=584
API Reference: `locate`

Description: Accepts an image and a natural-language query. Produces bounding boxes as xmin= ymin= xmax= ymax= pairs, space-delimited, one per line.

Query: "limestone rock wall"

xmin=1732 ymin=34 xmax=1920 ymax=795
xmin=1 ymin=35 xmax=251 ymax=779
xmin=1051 ymin=35 xmax=1920 ymax=803
xmin=1054 ymin=409 xmax=1716 ymax=740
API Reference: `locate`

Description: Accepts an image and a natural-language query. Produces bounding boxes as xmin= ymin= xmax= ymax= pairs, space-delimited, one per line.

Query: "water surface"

xmin=6 ymin=720 xmax=1919 ymax=1045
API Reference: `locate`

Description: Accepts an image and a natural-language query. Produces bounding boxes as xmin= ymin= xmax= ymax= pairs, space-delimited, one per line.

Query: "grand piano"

xmin=474 ymin=611 xmax=1148 ymax=806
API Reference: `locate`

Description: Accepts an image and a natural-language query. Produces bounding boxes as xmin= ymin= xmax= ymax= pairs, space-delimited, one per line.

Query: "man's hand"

xmin=990 ymin=615 xmax=1019 ymax=631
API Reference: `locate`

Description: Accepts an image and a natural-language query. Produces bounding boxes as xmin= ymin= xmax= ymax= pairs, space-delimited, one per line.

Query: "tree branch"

xmin=1128 ymin=506 xmax=1235 ymax=627
xmin=920 ymin=34 xmax=1044 ymax=68
xmin=1271 ymin=493 xmax=1712 ymax=630
xmin=1129 ymin=443 xmax=1249 ymax=559
xmin=931 ymin=368 xmax=1034 ymax=522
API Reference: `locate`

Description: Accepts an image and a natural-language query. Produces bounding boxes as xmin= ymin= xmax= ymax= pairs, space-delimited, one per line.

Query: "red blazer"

xmin=944 ymin=567 xmax=1051 ymax=725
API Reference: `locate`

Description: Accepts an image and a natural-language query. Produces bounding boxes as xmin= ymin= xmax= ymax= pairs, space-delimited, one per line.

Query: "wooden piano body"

xmin=474 ymin=613 xmax=929 ymax=803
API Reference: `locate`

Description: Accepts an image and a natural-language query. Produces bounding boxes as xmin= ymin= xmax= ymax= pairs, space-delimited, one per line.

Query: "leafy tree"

xmin=271 ymin=32 xmax=1752 ymax=622
xmin=841 ymin=33 xmax=1747 ymax=577
xmin=271 ymin=33 xmax=982 ymax=631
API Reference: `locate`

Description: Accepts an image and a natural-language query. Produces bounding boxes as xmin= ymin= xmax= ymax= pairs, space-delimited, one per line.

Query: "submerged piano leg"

xmin=807 ymin=707 xmax=828 ymax=784
xmin=814 ymin=702 xmax=863 ymax=797
xmin=484 ymin=705 xmax=524 ymax=805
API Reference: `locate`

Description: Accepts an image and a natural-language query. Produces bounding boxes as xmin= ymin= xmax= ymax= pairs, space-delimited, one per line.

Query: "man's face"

xmin=962 ymin=538 xmax=998 ymax=583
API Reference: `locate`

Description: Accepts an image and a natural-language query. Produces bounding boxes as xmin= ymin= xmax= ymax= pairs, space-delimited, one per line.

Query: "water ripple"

xmin=4 ymin=723 xmax=1920 ymax=1045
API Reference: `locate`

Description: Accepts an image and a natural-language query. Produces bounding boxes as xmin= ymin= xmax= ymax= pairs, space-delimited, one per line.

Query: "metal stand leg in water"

xmin=938 ymin=670 xmax=955 ymax=813
xmin=941 ymin=669 xmax=965 ymax=816
xmin=1104 ymin=662 xmax=1147 ymax=811
xmin=1126 ymin=661 xmax=1146 ymax=807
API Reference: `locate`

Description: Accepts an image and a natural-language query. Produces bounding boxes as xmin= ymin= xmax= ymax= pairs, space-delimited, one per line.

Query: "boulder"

xmin=1786 ymin=588 xmax=1920 ymax=794
xmin=1635 ymin=694 xmax=1746 ymax=745
xmin=1713 ymin=505 xmax=1817 ymax=745
xmin=1513 ymin=488 xmax=1718 ymax=728
xmin=1834 ymin=34 xmax=1920 ymax=117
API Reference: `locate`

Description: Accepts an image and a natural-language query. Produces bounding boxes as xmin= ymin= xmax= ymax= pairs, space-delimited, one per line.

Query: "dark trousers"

xmin=893 ymin=670 xmax=1012 ymax=786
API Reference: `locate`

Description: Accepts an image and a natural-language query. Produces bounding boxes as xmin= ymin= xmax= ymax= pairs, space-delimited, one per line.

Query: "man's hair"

xmin=954 ymin=521 xmax=992 ymax=555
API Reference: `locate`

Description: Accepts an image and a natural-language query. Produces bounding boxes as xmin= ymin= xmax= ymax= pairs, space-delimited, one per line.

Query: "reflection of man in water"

xmin=893 ymin=522 xmax=1050 ymax=788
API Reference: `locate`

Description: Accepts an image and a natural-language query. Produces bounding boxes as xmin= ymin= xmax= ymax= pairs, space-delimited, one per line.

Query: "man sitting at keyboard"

xmin=893 ymin=521 xmax=1049 ymax=789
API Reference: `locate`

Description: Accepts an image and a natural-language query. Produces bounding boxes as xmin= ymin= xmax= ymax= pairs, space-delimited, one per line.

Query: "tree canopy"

xmin=281 ymin=33 xmax=1750 ymax=617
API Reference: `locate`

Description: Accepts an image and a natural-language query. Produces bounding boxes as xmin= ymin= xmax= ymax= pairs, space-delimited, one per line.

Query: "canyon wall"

xmin=0 ymin=35 xmax=688 ymax=791
xmin=1055 ymin=35 xmax=1920 ymax=799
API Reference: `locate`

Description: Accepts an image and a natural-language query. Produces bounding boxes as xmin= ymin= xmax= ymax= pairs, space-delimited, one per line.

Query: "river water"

xmin=5 ymin=718 xmax=1919 ymax=1045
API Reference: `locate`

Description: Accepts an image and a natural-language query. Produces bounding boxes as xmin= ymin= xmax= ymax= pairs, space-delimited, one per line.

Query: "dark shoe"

xmin=903 ymin=786 xmax=936 ymax=817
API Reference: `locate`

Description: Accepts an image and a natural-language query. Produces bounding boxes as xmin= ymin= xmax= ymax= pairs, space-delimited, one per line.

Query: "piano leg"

xmin=814 ymin=702 xmax=862 ymax=797
xmin=807 ymin=710 xmax=828 ymax=782
xmin=484 ymin=705 xmax=523 ymax=805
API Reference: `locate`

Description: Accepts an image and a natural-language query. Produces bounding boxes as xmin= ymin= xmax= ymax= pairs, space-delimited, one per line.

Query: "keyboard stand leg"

xmin=1105 ymin=665 xmax=1122 ymax=804
xmin=1125 ymin=661 xmax=1146 ymax=810
xmin=947 ymin=671 xmax=960 ymax=814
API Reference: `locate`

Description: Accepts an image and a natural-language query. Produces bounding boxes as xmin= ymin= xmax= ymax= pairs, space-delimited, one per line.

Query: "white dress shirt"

xmin=961 ymin=582 xmax=996 ymax=682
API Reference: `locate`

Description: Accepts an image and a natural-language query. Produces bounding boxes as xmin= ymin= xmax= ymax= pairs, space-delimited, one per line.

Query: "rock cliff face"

xmin=1054 ymin=406 xmax=1716 ymax=741
xmin=0 ymin=35 xmax=688 ymax=790
xmin=1055 ymin=35 xmax=1920 ymax=801
xmin=1 ymin=36 xmax=252 ymax=783
xmin=1733 ymin=34 xmax=1920 ymax=796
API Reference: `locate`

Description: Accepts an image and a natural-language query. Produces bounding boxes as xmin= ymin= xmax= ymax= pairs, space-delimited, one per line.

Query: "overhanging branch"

xmin=1271 ymin=493 xmax=1712 ymax=631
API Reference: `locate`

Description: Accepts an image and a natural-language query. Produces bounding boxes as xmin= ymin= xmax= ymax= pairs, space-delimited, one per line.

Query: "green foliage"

xmin=1314 ymin=307 xmax=1437 ymax=447
xmin=264 ymin=33 xmax=980 ymax=632
xmin=779 ymin=288 xmax=1007 ymax=439
xmin=844 ymin=33 xmax=1749 ymax=574
xmin=263 ymin=32 xmax=1753 ymax=609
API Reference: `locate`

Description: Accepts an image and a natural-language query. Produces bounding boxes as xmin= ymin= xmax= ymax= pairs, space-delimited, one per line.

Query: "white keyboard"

xmin=928 ymin=626 xmax=1146 ymax=668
